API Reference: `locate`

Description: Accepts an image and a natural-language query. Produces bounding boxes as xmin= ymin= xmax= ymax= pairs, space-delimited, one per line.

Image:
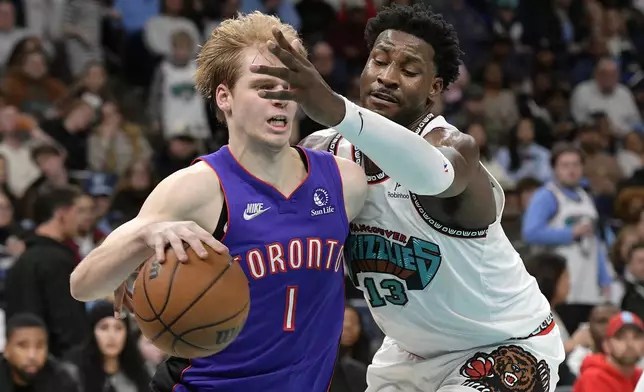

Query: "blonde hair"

xmin=195 ymin=12 xmax=306 ymax=121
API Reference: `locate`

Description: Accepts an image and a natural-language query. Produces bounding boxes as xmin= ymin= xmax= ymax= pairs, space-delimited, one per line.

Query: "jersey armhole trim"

xmin=408 ymin=193 xmax=489 ymax=239
xmin=193 ymin=158 xmax=230 ymax=243
xmin=331 ymin=158 xmax=351 ymax=237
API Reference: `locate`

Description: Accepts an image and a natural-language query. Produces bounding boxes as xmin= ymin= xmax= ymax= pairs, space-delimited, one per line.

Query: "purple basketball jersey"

xmin=172 ymin=146 xmax=348 ymax=392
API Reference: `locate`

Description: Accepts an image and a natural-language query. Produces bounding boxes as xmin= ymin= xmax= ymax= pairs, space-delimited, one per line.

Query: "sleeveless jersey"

xmin=545 ymin=182 xmax=600 ymax=304
xmin=175 ymin=146 xmax=349 ymax=391
xmin=319 ymin=115 xmax=550 ymax=358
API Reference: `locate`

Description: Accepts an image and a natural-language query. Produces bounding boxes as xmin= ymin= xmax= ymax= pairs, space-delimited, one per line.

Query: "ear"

xmin=215 ymin=84 xmax=233 ymax=115
xmin=429 ymin=77 xmax=443 ymax=98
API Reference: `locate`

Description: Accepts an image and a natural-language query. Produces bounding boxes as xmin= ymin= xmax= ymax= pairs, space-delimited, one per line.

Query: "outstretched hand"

xmin=250 ymin=27 xmax=347 ymax=127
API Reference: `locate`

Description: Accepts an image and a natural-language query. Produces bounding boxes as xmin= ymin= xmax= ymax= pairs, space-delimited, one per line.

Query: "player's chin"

xmin=364 ymin=96 xmax=401 ymax=119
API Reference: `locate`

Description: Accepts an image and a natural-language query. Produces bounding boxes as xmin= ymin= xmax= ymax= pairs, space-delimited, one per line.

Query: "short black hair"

xmin=524 ymin=252 xmax=567 ymax=304
xmin=6 ymin=313 xmax=46 ymax=340
xmin=31 ymin=143 xmax=62 ymax=164
xmin=364 ymin=4 xmax=463 ymax=89
xmin=33 ymin=185 xmax=82 ymax=225
xmin=550 ymin=142 xmax=584 ymax=168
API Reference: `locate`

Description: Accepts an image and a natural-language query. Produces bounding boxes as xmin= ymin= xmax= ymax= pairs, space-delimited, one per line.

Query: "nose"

xmin=376 ymin=65 xmax=400 ymax=89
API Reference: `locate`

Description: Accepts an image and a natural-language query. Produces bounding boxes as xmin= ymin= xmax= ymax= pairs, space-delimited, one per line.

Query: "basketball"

xmin=131 ymin=244 xmax=250 ymax=358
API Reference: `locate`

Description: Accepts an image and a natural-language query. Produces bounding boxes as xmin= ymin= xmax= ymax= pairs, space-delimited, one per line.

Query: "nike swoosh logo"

xmin=358 ymin=111 xmax=364 ymax=136
xmin=243 ymin=207 xmax=271 ymax=220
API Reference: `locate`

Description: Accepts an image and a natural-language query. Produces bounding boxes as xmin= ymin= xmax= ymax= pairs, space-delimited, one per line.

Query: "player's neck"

xmin=228 ymin=141 xmax=305 ymax=190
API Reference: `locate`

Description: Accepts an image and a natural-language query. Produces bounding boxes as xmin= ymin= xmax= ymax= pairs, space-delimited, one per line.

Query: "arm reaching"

xmin=333 ymin=96 xmax=479 ymax=197
xmin=70 ymin=162 xmax=226 ymax=302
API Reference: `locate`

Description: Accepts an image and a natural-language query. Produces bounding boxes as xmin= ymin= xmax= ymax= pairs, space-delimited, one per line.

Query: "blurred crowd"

xmin=1 ymin=0 xmax=644 ymax=391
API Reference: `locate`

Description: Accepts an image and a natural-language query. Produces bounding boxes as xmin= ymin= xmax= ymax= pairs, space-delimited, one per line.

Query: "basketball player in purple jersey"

xmin=69 ymin=13 xmax=368 ymax=392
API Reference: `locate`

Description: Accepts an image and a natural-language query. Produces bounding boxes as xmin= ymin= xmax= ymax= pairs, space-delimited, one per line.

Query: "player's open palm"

xmin=249 ymin=27 xmax=346 ymax=127
xmin=141 ymin=220 xmax=228 ymax=263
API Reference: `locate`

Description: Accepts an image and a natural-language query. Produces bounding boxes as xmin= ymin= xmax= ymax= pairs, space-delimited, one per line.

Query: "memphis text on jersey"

xmin=345 ymin=223 xmax=441 ymax=307
xmin=232 ymin=237 xmax=344 ymax=280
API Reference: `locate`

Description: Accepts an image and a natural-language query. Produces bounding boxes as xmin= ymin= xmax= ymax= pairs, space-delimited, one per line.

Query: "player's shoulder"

xmin=150 ymin=161 xmax=222 ymax=204
xmin=298 ymin=128 xmax=345 ymax=153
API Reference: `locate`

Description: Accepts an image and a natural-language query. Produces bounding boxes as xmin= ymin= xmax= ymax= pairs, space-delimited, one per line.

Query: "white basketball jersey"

xmin=320 ymin=115 xmax=550 ymax=358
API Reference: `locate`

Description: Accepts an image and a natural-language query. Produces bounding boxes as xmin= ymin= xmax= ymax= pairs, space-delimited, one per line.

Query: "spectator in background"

xmin=110 ymin=159 xmax=155 ymax=224
xmin=0 ymin=105 xmax=42 ymax=198
xmin=571 ymin=58 xmax=642 ymax=137
xmin=4 ymin=186 xmax=87 ymax=358
xmin=20 ymin=144 xmax=69 ymax=223
xmin=65 ymin=193 xmax=104 ymax=260
xmin=2 ymin=49 xmax=67 ymax=121
xmin=0 ymin=313 xmax=79 ymax=392
xmin=465 ymin=122 xmax=512 ymax=189
xmin=62 ymin=0 xmax=104 ymax=77
xmin=576 ymin=121 xmax=623 ymax=198
xmin=148 ymin=29 xmax=209 ymax=140
xmin=65 ymin=301 xmax=150 ymax=392
xmin=135 ymin=330 xmax=166 ymax=376
xmin=496 ymin=117 xmax=553 ymax=183
xmin=154 ymin=132 xmax=199 ymax=179
xmin=40 ymin=99 xmax=95 ymax=172
xmin=522 ymin=144 xmax=612 ymax=333
xmin=617 ymin=131 xmax=644 ymax=179
xmin=88 ymin=101 xmax=152 ymax=176
xmin=567 ymin=303 xmax=620 ymax=377
xmin=573 ymin=311 xmax=644 ymax=392
xmin=65 ymin=61 xmax=113 ymax=108
xmin=84 ymin=172 xmax=117 ymax=235
xmin=480 ymin=61 xmax=519 ymax=144
xmin=330 ymin=305 xmax=370 ymax=392
xmin=240 ymin=0 xmax=301 ymax=31
xmin=448 ymin=84 xmax=487 ymax=132
xmin=0 ymin=1 xmax=30 ymax=72
xmin=144 ymin=0 xmax=201 ymax=59
xmin=621 ymin=243 xmax=644 ymax=321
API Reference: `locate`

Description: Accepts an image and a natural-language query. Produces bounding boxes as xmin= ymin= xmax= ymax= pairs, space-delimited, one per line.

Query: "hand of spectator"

xmin=572 ymin=220 xmax=594 ymax=239
xmin=141 ymin=221 xmax=228 ymax=263
xmin=571 ymin=324 xmax=593 ymax=348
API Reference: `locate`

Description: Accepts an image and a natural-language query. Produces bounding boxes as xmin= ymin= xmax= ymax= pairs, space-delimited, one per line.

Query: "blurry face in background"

xmin=59 ymin=198 xmax=81 ymax=239
xmin=172 ymin=39 xmax=193 ymax=65
xmin=553 ymin=269 xmax=570 ymax=306
xmin=94 ymin=317 xmax=127 ymax=359
xmin=589 ymin=305 xmax=620 ymax=345
xmin=165 ymin=0 xmax=183 ymax=15
xmin=604 ymin=328 xmax=644 ymax=366
xmin=554 ymin=151 xmax=583 ymax=187
xmin=130 ymin=161 xmax=151 ymax=191
xmin=0 ymin=192 xmax=14 ymax=227
xmin=547 ymin=92 xmax=569 ymax=118
xmin=604 ymin=9 xmax=623 ymax=36
xmin=35 ymin=152 xmax=64 ymax=179
xmin=466 ymin=123 xmax=486 ymax=149
xmin=100 ymin=102 xmax=122 ymax=127
xmin=0 ymin=2 xmax=16 ymax=31
xmin=76 ymin=195 xmax=95 ymax=234
xmin=483 ymin=63 xmax=502 ymax=89
xmin=340 ymin=307 xmax=362 ymax=347
xmin=628 ymin=248 xmax=644 ymax=281
xmin=3 ymin=327 xmax=48 ymax=384
xmin=516 ymin=119 xmax=535 ymax=144
xmin=311 ymin=42 xmax=334 ymax=77
xmin=22 ymin=52 xmax=47 ymax=80
xmin=578 ymin=129 xmax=603 ymax=153
xmin=595 ymin=59 xmax=619 ymax=94
xmin=84 ymin=64 xmax=107 ymax=93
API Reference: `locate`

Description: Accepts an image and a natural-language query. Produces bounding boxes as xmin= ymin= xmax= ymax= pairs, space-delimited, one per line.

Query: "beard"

xmin=613 ymin=353 xmax=641 ymax=367
xmin=10 ymin=364 xmax=42 ymax=385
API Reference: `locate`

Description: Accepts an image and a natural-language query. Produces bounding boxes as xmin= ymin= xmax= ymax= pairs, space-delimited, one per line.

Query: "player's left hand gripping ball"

xmin=250 ymin=27 xmax=346 ymax=127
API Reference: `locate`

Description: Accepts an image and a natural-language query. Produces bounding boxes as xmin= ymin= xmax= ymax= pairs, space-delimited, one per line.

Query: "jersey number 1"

xmin=283 ymin=286 xmax=298 ymax=331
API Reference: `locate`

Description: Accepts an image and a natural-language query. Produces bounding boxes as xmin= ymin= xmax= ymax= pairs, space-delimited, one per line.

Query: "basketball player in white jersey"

xmin=250 ymin=4 xmax=565 ymax=391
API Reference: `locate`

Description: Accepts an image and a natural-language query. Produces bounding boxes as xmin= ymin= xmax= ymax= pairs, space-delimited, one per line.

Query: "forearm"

xmin=333 ymin=95 xmax=454 ymax=195
xmin=70 ymin=218 xmax=153 ymax=301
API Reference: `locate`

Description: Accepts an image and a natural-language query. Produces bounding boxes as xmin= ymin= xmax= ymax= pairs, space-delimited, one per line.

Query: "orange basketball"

xmin=131 ymin=244 xmax=250 ymax=358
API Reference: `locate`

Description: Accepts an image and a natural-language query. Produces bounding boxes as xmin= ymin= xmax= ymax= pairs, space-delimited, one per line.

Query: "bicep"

xmin=335 ymin=157 xmax=367 ymax=221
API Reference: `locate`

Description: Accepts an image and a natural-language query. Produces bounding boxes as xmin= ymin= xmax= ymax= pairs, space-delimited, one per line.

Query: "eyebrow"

xmin=375 ymin=42 xmax=425 ymax=65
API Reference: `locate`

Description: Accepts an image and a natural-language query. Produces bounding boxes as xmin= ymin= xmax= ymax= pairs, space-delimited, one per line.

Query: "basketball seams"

xmin=148 ymin=258 xmax=234 ymax=342
xmin=134 ymin=257 xmax=181 ymax=322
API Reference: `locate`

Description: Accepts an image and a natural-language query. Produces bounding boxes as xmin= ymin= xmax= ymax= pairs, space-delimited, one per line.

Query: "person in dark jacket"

xmin=4 ymin=186 xmax=87 ymax=358
xmin=621 ymin=242 xmax=644 ymax=321
xmin=0 ymin=313 xmax=79 ymax=392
